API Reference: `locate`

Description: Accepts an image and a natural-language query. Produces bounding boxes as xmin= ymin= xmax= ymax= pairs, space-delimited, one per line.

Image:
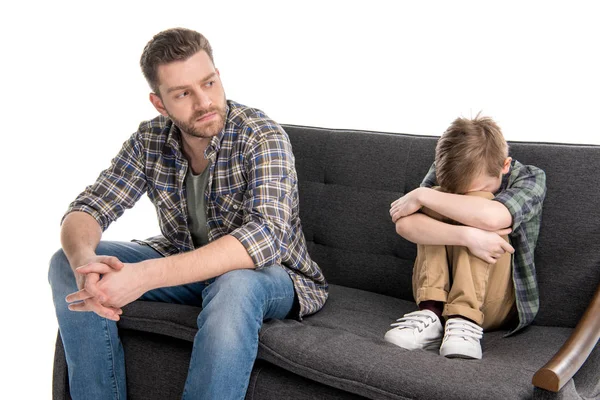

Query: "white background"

xmin=1 ymin=1 xmax=598 ymax=397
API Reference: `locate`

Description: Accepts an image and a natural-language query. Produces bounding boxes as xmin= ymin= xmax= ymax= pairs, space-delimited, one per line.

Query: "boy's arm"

xmin=493 ymin=165 xmax=546 ymax=232
xmin=390 ymin=187 xmax=512 ymax=231
xmin=395 ymin=213 xmax=514 ymax=264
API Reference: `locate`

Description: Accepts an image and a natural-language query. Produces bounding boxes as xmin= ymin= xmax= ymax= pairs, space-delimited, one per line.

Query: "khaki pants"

xmin=412 ymin=191 xmax=516 ymax=331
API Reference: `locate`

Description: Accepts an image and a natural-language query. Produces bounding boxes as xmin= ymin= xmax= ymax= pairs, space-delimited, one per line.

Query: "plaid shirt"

xmin=65 ymin=100 xmax=328 ymax=318
xmin=421 ymin=159 xmax=546 ymax=334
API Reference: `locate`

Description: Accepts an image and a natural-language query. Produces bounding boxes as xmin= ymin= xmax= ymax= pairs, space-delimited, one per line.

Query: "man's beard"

xmin=168 ymin=104 xmax=227 ymax=139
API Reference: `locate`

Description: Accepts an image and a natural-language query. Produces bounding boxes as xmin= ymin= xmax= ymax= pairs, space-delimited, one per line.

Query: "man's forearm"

xmin=61 ymin=211 xmax=102 ymax=269
xmin=417 ymin=188 xmax=511 ymax=231
xmin=142 ymin=234 xmax=255 ymax=290
xmin=395 ymin=213 xmax=470 ymax=246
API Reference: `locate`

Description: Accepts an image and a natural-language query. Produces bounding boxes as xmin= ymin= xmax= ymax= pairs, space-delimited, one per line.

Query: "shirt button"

xmin=157 ymin=200 xmax=162 ymax=206
xmin=233 ymin=205 xmax=239 ymax=210
xmin=179 ymin=170 xmax=185 ymax=175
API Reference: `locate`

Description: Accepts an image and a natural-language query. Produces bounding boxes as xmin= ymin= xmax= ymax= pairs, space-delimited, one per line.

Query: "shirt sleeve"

xmin=229 ymin=131 xmax=296 ymax=269
xmin=62 ymin=132 xmax=148 ymax=231
xmin=420 ymin=162 xmax=437 ymax=188
xmin=493 ymin=163 xmax=546 ymax=231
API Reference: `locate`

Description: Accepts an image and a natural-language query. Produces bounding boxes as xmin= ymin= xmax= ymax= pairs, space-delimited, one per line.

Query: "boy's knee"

xmin=465 ymin=191 xmax=494 ymax=200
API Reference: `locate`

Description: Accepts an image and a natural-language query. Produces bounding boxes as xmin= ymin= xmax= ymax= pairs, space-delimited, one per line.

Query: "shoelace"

xmin=390 ymin=310 xmax=437 ymax=333
xmin=444 ymin=319 xmax=483 ymax=343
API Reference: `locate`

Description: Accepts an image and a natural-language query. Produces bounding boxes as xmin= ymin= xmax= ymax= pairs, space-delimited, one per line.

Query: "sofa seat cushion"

xmin=258 ymin=285 xmax=574 ymax=400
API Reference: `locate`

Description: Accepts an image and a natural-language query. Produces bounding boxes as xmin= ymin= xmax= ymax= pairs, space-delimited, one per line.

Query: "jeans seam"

xmin=103 ymin=318 xmax=120 ymax=400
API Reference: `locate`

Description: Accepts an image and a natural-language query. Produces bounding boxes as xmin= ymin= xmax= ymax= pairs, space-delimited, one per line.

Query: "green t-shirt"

xmin=185 ymin=164 xmax=211 ymax=248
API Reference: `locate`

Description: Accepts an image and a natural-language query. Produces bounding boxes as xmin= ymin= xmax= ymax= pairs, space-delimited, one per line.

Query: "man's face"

xmin=151 ymin=51 xmax=227 ymax=139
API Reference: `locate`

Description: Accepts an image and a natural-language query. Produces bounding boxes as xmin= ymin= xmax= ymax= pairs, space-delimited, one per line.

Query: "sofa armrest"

xmin=532 ymin=282 xmax=600 ymax=392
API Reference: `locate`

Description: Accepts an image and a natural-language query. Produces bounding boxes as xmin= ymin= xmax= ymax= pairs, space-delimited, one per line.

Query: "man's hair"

xmin=140 ymin=28 xmax=214 ymax=95
xmin=435 ymin=113 xmax=508 ymax=194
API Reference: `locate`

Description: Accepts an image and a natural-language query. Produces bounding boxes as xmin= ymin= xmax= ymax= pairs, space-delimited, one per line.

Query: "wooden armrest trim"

xmin=532 ymin=282 xmax=600 ymax=392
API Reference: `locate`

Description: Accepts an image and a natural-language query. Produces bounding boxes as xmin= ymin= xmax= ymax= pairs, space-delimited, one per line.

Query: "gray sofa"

xmin=53 ymin=125 xmax=600 ymax=399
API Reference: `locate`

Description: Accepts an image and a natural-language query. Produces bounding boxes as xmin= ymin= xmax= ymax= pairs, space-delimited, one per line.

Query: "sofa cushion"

xmin=247 ymin=360 xmax=367 ymax=400
xmin=258 ymin=285 xmax=578 ymax=400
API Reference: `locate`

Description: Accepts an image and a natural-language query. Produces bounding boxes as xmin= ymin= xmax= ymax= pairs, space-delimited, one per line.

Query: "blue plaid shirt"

xmin=65 ymin=100 xmax=328 ymax=318
xmin=421 ymin=159 xmax=546 ymax=333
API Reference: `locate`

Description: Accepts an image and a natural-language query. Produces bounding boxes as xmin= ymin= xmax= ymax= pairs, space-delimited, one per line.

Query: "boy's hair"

xmin=140 ymin=28 xmax=214 ymax=96
xmin=435 ymin=113 xmax=509 ymax=194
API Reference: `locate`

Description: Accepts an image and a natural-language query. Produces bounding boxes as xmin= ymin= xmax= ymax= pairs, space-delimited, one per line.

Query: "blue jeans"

xmin=49 ymin=241 xmax=295 ymax=400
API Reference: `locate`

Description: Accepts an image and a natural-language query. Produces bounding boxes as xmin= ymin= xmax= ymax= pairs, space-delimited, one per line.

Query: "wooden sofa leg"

xmin=532 ymin=283 xmax=600 ymax=392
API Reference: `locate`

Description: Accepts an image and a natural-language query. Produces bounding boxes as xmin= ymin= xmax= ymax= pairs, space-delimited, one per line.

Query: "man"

xmin=49 ymin=27 xmax=328 ymax=399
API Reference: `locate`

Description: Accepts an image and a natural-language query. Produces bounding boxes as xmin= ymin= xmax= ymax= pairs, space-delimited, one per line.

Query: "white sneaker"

xmin=384 ymin=310 xmax=443 ymax=350
xmin=439 ymin=318 xmax=483 ymax=359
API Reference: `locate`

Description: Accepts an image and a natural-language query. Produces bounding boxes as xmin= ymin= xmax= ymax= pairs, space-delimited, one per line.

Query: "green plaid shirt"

xmin=65 ymin=100 xmax=328 ymax=318
xmin=421 ymin=159 xmax=546 ymax=333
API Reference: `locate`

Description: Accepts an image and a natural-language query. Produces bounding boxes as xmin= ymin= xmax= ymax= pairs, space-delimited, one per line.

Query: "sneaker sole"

xmin=441 ymin=351 xmax=481 ymax=360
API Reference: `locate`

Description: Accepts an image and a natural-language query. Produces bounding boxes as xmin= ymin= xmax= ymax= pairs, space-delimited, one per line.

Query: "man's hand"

xmin=390 ymin=188 xmax=424 ymax=223
xmin=67 ymin=261 xmax=149 ymax=319
xmin=464 ymin=227 xmax=515 ymax=264
xmin=66 ymin=256 xmax=125 ymax=321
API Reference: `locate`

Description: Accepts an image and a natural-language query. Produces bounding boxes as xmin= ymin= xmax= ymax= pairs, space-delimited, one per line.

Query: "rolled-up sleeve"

xmin=229 ymin=133 xmax=296 ymax=269
xmin=493 ymin=164 xmax=546 ymax=231
xmin=62 ymin=132 xmax=148 ymax=231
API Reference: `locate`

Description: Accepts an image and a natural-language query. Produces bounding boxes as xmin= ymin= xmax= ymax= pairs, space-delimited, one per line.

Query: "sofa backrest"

xmin=284 ymin=124 xmax=600 ymax=329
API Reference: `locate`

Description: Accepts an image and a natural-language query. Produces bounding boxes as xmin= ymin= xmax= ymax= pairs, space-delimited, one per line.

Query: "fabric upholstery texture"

xmin=52 ymin=125 xmax=600 ymax=400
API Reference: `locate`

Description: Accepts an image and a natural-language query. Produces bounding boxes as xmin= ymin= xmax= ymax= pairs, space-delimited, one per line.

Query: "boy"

xmin=384 ymin=114 xmax=546 ymax=359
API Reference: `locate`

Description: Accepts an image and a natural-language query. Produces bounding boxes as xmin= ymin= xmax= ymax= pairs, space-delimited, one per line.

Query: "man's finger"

xmin=77 ymin=262 xmax=117 ymax=275
xmin=81 ymin=273 xmax=108 ymax=302
xmin=96 ymin=255 xmax=125 ymax=270
xmin=68 ymin=299 xmax=121 ymax=321
xmin=66 ymin=289 xmax=93 ymax=303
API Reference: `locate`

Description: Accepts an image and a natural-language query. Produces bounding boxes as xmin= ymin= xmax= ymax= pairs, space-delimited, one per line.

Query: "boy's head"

xmin=435 ymin=113 xmax=511 ymax=194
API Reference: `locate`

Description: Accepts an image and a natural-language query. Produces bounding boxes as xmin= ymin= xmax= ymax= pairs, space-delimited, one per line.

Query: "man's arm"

xmin=70 ymin=128 xmax=297 ymax=310
xmin=390 ymin=187 xmax=512 ymax=231
xmin=61 ymin=130 xmax=149 ymax=319
xmin=61 ymin=212 xmax=102 ymax=269
xmin=62 ymin=211 xmax=125 ymax=320
xmin=69 ymin=234 xmax=254 ymax=310
xmin=395 ymin=213 xmax=514 ymax=264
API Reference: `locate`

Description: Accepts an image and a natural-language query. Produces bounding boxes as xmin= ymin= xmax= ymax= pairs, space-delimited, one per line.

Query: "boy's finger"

xmin=501 ymin=241 xmax=515 ymax=254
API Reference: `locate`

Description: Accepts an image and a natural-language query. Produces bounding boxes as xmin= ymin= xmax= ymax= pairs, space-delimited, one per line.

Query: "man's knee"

xmin=208 ymin=270 xmax=263 ymax=303
xmin=48 ymin=248 xmax=70 ymax=285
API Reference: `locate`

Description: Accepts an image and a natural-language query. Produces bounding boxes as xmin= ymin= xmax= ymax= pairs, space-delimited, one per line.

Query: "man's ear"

xmin=149 ymin=92 xmax=168 ymax=117
xmin=502 ymin=157 xmax=512 ymax=174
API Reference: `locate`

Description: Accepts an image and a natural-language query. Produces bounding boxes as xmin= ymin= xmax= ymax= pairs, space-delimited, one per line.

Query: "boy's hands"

xmin=390 ymin=188 xmax=424 ymax=222
xmin=464 ymin=227 xmax=515 ymax=264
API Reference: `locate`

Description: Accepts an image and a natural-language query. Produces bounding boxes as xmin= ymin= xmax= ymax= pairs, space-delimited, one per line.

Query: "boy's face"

xmin=466 ymin=157 xmax=512 ymax=193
